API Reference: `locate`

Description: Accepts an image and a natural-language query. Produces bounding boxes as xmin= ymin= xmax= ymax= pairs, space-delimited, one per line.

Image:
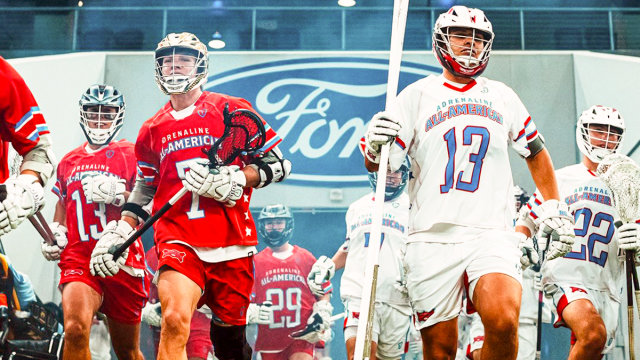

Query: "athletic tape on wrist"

xmin=122 ymin=203 xmax=150 ymax=222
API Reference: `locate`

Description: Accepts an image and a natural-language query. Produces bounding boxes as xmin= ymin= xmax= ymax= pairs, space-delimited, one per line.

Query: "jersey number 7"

xmin=440 ymin=126 xmax=490 ymax=194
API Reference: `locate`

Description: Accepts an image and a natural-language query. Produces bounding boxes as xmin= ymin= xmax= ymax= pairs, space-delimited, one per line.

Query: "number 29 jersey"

xmin=526 ymin=164 xmax=623 ymax=301
xmin=251 ymin=246 xmax=318 ymax=352
xmin=387 ymin=75 xmax=541 ymax=239
xmin=53 ymin=140 xmax=144 ymax=269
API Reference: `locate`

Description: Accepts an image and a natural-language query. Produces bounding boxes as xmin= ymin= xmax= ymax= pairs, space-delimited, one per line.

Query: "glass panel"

xmin=484 ymin=10 xmax=521 ymax=50
xmin=613 ymin=11 xmax=640 ymax=50
xmin=167 ymin=9 xmax=253 ymax=51
xmin=77 ymin=10 xmax=163 ymax=51
xmin=255 ymin=10 xmax=342 ymax=50
xmin=524 ymin=11 xmax=610 ymax=50
xmin=345 ymin=10 xmax=392 ymax=50
xmin=0 ymin=11 xmax=73 ymax=51
xmin=405 ymin=10 xmax=431 ymax=51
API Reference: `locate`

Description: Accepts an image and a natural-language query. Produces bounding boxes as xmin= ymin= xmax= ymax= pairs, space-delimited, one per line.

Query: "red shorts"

xmin=258 ymin=340 xmax=315 ymax=360
xmin=157 ymin=242 xmax=254 ymax=326
xmin=59 ymin=259 xmax=149 ymax=325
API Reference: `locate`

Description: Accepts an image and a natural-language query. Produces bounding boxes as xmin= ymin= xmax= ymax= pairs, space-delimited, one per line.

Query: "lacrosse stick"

xmin=109 ymin=103 xmax=266 ymax=260
xmin=532 ymin=235 xmax=546 ymax=360
xmin=354 ymin=1 xmax=409 ymax=359
xmin=290 ymin=312 xmax=346 ymax=340
xmin=595 ymin=153 xmax=640 ymax=360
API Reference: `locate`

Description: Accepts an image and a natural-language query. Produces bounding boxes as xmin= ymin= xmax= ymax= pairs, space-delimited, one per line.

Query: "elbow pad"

xmin=248 ymin=147 xmax=291 ymax=188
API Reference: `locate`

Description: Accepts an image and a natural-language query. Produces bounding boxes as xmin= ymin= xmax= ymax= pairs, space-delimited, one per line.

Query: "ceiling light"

xmin=208 ymin=32 xmax=226 ymax=50
xmin=338 ymin=0 xmax=356 ymax=7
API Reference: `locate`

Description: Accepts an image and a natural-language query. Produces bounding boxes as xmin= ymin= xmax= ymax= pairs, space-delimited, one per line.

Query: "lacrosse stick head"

xmin=596 ymin=154 xmax=640 ymax=223
xmin=202 ymin=102 xmax=267 ymax=167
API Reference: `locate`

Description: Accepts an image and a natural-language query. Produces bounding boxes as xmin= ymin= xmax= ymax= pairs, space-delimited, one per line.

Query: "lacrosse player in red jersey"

xmin=250 ymin=204 xmax=333 ymax=360
xmin=517 ymin=105 xmax=635 ymax=359
xmin=0 ymin=56 xmax=56 ymax=236
xmin=362 ymin=6 xmax=575 ymax=359
xmin=44 ymin=84 xmax=148 ymax=360
xmin=89 ymin=32 xmax=290 ymax=360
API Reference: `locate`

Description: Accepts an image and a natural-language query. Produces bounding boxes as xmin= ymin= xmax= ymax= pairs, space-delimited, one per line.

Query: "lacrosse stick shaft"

xmin=629 ymin=251 xmax=640 ymax=321
xmin=28 ymin=215 xmax=54 ymax=246
xmin=354 ymin=1 xmax=408 ymax=359
xmin=536 ymin=289 xmax=543 ymax=360
xmin=628 ymin=252 xmax=636 ymax=360
xmin=111 ymin=187 xmax=188 ymax=260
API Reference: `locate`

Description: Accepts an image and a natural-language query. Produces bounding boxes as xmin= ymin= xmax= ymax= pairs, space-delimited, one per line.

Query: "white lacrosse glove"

xmin=618 ymin=222 xmax=640 ymax=252
xmin=246 ymin=301 xmax=273 ymax=325
xmin=81 ymin=174 xmax=126 ymax=207
xmin=517 ymin=232 xmax=539 ymax=270
xmin=307 ymin=256 xmax=335 ymax=297
xmin=182 ymin=160 xmax=246 ymax=207
xmin=292 ymin=300 xmax=333 ymax=344
xmin=90 ymin=220 xmax=134 ymax=278
xmin=364 ymin=111 xmax=401 ymax=164
xmin=0 ymin=174 xmax=45 ymax=234
xmin=141 ymin=302 xmax=162 ymax=327
xmin=41 ymin=222 xmax=68 ymax=261
xmin=533 ymin=272 xmax=543 ymax=292
xmin=534 ymin=200 xmax=575 ymax=261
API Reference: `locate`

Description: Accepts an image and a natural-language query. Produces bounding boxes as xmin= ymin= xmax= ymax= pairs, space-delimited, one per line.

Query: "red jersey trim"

xmin=443 ymin=80 xmax=477 ymax=93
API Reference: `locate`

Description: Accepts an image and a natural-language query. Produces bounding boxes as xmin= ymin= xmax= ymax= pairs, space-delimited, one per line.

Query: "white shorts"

xmin=468 ymin=312 xmax=484 ymax=355
xmin=405 ymin=229 xmax=523 ymax=329
xmin=342 ymin=296 xmax=412 ymax=359
xmin=466 ymin=313 xmax=537 ymax=360
xmin=546 ymin=284 xmax=619 ymax=354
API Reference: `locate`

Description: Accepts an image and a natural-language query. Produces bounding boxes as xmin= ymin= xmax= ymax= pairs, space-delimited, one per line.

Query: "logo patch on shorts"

xmin=415 ymin=309 xmax=435 ymax=323
xmin=352 ymin=311 xmax=360 ymax=319
xmin=162 ymin=249 xmax=187 ymax=263
xmin=570 ymin=287 xmax=587 ymax=294
xmin=64 ymin=269 xmax=83 ymax=276
xmin=473 ymin=335 xmax=485 ymax=344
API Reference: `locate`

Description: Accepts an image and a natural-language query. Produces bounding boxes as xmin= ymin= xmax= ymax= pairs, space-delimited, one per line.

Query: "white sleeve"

xmin=506 ymin=88 xmax=543 ymax=158
xmin=343 ymin=206 xmax=354 ymax=252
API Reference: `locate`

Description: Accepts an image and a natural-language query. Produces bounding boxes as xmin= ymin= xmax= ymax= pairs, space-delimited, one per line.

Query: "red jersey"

xmin=135 ymin=92 xmax=281 ymax=248
xmin=0 ymin=56 xmax=50 ymax=182
xmin=252 ymin=246 xmax=318 ymax=352
xmin=53 ymin=140 xmax=144 ymax=269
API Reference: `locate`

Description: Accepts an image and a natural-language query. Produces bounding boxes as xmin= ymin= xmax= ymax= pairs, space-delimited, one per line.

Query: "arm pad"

xmin=121 ymin=177 xmax=155 ymax=222
xmin=247 ymin=147 xmax=291 ymax=188
xmin=20 ymin=134 xmax=56 ymax=185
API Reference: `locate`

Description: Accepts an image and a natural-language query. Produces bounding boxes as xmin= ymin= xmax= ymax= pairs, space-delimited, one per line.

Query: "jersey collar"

xmin=443 ymin=79 xmax=478 ymax=93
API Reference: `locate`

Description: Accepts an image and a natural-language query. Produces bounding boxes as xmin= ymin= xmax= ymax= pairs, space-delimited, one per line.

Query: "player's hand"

xmin=81 ymin=174 xmax=126 ymax=207
xmin=533 ymin=272 xmax=543 ymax=292
xmin=534 ymin=200 xmax=575 ymax=261
xmin=141 ymin=302 xmax=162 ymax=327
xmin=182 ymin=160 xmax=246 ymax=207
xmin=90 ymin=220 xmax=134 ymax=278
xmin=0 ymin=175 xmax=45 ymax=234
xmin=618 ymin=222 xmax=640 ymax=252
xmin=246 ymin=301 xmax=273 ymax=325
xmin=307 ymin=256 xmax=335 ymax=297
xmin=517 ymin=232 xmax=538 ymax=270
xmin=292 ymin=300 xmax=333 ymax=344
xmin=41 ymin=222 xmax=68 ymax=261
xmin=364 ymin=111 xmax=401 ymax=164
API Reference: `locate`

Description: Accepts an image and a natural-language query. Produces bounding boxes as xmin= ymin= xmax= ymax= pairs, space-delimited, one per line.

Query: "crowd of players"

xmin=0 ymin=4 xmax=638 ymax=360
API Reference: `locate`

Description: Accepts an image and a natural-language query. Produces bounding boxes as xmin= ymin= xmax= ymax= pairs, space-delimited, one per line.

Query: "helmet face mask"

xmin=257 ymin=204 xmax=295 ymax=249
xmin=155 ymin=33 xmax=209 ymax=95
xmin=433 ymin=6 xmax=494 ymax=78
xmin=368 ymin=157 xmax=410 ymax=202
xmin=576 ymin=105 xmax=625 ymax=163
xmin=79 ymin=85 xmax=125 ymax=146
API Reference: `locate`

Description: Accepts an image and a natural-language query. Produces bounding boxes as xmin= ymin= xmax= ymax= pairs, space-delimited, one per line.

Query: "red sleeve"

xmin=0 ymin=57 xmax=50 ymax=155
xmin=121 ymin=141 xmax=138 ymax=191
xmin=51 ymin=156 xmax=66 ymax=204
xmin=135 ymin=122 xmax=160 ymax=188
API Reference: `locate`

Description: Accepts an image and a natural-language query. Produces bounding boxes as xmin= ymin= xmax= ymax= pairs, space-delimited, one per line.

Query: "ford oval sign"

xmin=205 ymin=57 xmax=440 ymax=187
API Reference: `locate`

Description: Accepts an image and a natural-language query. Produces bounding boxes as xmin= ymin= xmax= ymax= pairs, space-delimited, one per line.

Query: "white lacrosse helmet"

xmin=576 ymin=105 xmax=625 ymax=163
xmin=155 ymin=32 xmax=209 ymax=95
xmin=433 ymin=6 xmax=494 ymax=78
xmin=79 ymin=84 xmax=125 ymax=146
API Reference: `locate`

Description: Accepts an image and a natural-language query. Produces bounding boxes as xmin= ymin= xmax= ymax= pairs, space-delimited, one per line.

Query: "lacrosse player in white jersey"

xmin=362 ymin=6 xmax=576 ymax=360
xmin=307 ymin=159 xmax=412 ymax=360
xmin=517 ymin=105 xmax=637 ymax=359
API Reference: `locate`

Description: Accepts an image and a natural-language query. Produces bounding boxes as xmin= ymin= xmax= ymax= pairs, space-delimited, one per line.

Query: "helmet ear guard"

xmin=257 ymin=204 xmax=295 ymax=248
xmin=576 ymin=105 xmax=625 ymax=163
xmin=155 ymin=32 xmax=209 ymax=95
xmin=78 ymin=84 xmax=125 ymax=146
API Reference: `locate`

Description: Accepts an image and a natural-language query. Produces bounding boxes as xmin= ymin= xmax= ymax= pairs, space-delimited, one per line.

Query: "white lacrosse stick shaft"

xmin=354 ymin=0 xmax=408 ymax=359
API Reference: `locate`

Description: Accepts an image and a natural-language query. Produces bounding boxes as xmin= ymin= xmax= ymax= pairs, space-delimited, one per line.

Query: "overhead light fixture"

xmin=212 ymin=0 xmax=224 ymax=9
xmin=208 ymin=31 xmax=226 ymax=49
xmin=338 ymin=0 xmax=356 ymax=7
xmin=78 ymin=0 xmax=83 ymax=6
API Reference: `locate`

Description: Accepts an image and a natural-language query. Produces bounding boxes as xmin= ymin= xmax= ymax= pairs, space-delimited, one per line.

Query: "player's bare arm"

xmin=525 ymin=148 xmax=559 ymax=201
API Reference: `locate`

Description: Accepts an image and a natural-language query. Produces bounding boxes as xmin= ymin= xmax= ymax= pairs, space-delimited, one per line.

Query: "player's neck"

xmin=442 ymin=69 xmax=475 ymax=85
xmin=583 ymin=156 xmax=599 ymax=172
xmin=169 ymin=88 xmax=203 ymax=111
xmin=86 ymin=143 xmax=107 ymax=152
xmin=271 ymin=243 xmax=291 ymax=253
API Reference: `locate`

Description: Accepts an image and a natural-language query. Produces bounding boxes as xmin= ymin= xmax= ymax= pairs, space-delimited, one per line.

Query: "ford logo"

xmin=206 ymin=57 xmax=440 ymax=187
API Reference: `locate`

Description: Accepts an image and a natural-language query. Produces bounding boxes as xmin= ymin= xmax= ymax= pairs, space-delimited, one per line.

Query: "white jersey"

xmin=526 ymin=163 xmax=624 ymax=301
xmin=388 ymin=75 xmax=540 ymax=240
xmin=341 ymin=192 xmax=410 ymax=306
